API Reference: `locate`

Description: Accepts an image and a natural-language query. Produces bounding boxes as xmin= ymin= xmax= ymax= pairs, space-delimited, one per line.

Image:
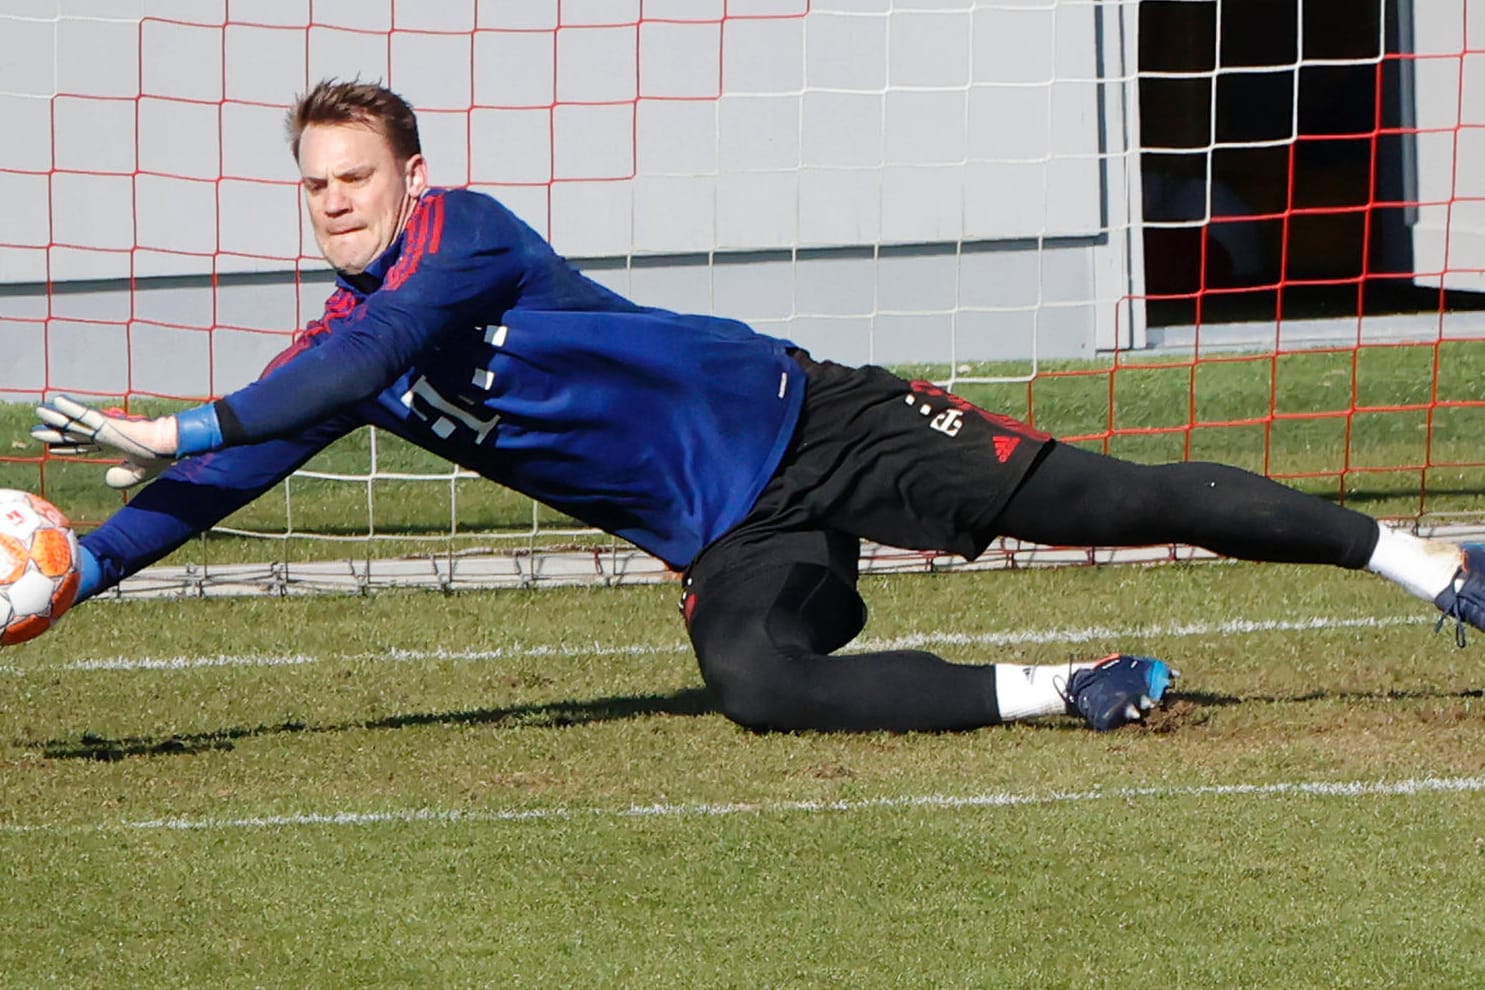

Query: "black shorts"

xmin=697 ymin=351 xmax=1052 ymax=567
xmin=681 ymin=351 xmax=1053 ymax=656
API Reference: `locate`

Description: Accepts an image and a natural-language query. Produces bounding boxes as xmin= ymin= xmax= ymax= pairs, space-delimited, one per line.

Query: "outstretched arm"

xmin=75 ymin=414 xmax=357 ymax=600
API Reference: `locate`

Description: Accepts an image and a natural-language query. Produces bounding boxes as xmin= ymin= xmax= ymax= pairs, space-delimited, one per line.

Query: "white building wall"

xmin=0 ymin=0 xmax=1143 ymax=402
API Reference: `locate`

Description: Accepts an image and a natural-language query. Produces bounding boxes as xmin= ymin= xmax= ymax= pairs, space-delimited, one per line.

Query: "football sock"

xmin=1365 ymin=523 xmax=1463 ymax=602
xmin=993 ymin=661 xmax=1097 ymax=721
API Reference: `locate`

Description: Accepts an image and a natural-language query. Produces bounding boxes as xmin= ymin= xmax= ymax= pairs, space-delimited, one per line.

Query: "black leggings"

xmin=684 ymin=443 xmax=1380 ymax=733
xmin=993 ymin=442 xmax=1379 ymax=567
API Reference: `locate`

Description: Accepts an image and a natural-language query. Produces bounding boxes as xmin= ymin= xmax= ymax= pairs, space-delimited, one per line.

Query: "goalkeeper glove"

xmin=32 ymin=395 xmax=181 ymax=490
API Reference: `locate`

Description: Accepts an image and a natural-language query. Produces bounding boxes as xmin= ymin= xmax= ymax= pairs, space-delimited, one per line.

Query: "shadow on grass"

xmin=27 ymin=685 xmax=1485 ymax=761
xmin=28 ymin=686 xmax=720 ymax=761
xmin=1175 ymin=686 xmax=1485 ymax=707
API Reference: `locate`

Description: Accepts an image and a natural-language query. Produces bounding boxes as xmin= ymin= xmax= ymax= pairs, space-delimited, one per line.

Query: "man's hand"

xmin=32 ymin=396 xmax=179 ymax=490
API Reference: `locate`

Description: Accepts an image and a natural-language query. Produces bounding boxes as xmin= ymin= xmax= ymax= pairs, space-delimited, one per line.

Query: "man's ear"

xmin=404 ymin=153 xmax=429 ymax=197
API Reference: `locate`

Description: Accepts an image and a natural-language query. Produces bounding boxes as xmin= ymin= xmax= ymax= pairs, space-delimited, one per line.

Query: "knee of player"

xmin=692 ymin=641 xmax=794 ymax=731
xmin=715 ymin=688 xmax=788 ymax=733
xmin=698 ymin=653 xmax=777 ymax=728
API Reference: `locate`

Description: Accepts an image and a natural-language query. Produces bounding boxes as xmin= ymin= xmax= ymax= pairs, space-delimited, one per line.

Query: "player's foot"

xmin=1065 ymin=654 xmax=1176 ymax=731
xmin=1433 ymin=543 xmax=1485 ymax=645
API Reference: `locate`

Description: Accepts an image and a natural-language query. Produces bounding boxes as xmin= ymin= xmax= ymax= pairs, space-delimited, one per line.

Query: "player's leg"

xmin=780 ymin=351 xmax=1478 ymax=646
xmin=682 ymin=528 xmax=997 ymax=731
xmin=988 ymin=442 xmax=1466 ymax=612
xmin=785 ymin=353 xmax=1466 ymax=631
xmin=682 ymin=526 xmax=1169 ymax=731
xmin=992 ymin=442 xmax=1379 ymax=564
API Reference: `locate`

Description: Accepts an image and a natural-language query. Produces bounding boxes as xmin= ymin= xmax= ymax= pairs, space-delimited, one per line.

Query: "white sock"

xmin=1365 ymin=523 xmax=1463 ymax=603
xmin=994 ymin=661 xmax=1099 ymax=722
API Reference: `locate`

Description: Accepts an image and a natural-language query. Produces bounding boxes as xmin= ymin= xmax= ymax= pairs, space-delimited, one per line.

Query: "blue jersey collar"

xmin=335 ymin=233 xmax=402 ymax=296
xmin=332 ymin=191 xmax=439 ymax=296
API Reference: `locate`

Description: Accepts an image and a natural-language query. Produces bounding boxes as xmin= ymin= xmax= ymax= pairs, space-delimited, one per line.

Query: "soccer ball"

xmin=0 ymin=489 xmax=80 ymax=645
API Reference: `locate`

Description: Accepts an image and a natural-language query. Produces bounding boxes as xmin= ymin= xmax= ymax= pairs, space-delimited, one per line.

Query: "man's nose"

xmin=323 ymin=184 xmax=351 ymax=214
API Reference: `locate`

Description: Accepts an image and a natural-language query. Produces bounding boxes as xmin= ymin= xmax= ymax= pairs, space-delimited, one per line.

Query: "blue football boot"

xmin=1066 ymin=653 xmax=1176 ymax=731
xmin=1434 ymin=543 xmax=1485 ymax=646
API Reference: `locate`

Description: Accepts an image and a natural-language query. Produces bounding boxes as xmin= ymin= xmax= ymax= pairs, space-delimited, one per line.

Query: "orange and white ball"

xmin=0 ymin=490 xmax=80 ymax=645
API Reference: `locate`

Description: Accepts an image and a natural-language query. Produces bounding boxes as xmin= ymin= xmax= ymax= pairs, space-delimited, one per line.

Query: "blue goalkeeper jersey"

xmin=81 ymin=188 xmax=804 ymax=589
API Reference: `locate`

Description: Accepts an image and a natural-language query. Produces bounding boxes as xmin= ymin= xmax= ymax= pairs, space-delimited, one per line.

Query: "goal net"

xmin=1 ymin=0 xmax=1483 ymax=596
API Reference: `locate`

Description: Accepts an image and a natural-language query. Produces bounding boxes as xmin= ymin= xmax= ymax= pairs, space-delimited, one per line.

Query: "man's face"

xmin=297 ymin=121 xmax=427 ymax=275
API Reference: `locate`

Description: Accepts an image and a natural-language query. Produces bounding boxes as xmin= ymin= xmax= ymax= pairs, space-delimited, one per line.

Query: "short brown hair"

xmin=286 ymin=79 xmax=421 ymax=161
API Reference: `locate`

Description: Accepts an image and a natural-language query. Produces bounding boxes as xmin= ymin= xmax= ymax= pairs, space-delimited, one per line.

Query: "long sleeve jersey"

xmin=81 ymin=188 xmax=805 ymax=591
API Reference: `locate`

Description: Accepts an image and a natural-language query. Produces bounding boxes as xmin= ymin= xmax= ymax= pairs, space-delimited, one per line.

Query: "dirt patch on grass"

xmin=1140 ymin=698 xmax=1206 ymax=734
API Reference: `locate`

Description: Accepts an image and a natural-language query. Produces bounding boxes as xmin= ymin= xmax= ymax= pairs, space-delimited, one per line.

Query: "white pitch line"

xmin=0 ymin=612 xmax=1432 ymax=676
xmin=3 ymin=775 xmax=1482 ymax=835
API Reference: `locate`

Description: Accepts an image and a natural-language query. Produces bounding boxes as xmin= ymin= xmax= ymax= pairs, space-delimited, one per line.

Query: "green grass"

xmin=5 ymin=564 xmax=1485 ymax=987
xmin=5 ymin=341 xmax=1485 ymax=985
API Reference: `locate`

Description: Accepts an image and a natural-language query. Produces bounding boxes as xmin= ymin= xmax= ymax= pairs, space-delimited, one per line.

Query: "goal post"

xmin=1 ymin=0 xmax=1482 ymax=596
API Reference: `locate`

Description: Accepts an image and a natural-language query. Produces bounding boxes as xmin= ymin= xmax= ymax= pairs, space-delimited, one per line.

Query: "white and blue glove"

xmin=32 ymin=395 xmax=222 ymax=489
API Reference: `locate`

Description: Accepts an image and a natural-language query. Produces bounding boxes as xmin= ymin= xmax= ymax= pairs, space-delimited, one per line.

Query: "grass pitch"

xmin=4 ymin=343 xmax=1485 ymax=985
xmin=5 ymin=562 xmax=1485 ymax=988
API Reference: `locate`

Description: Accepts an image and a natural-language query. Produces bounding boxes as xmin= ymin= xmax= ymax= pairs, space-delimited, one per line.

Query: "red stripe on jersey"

xmin=426 ymin=193 xmax=444 ymax=255
xmin=262 ymin=287 xmax=358 ymax=377
xmin=383 ymin=209 xmax=424 ymax=291
xmin=384 ymin=193 xmax=444 ymax=292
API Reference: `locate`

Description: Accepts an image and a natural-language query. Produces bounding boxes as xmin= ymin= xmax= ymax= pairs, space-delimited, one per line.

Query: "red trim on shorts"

xmin=908 ymin=379 xmax=1052 ymax=443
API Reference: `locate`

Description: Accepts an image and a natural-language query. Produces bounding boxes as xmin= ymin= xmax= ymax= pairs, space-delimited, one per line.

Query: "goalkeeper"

xmin=31 ymin=79 xmax=1485 ymax=733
